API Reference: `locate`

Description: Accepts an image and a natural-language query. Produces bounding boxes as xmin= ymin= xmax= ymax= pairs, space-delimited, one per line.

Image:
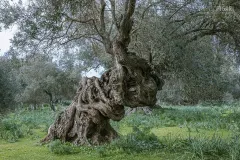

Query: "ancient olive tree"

xmin=0 ymin=0 xmax=163 ymax=145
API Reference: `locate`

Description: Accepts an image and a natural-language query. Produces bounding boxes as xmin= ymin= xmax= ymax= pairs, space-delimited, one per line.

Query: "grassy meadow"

xmin=1 ymin=104 xmax=240 ymax=160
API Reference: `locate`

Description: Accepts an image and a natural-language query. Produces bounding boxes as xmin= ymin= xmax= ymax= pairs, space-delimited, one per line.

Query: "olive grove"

xmin=1 ymin=0 xmax=240 ymax=145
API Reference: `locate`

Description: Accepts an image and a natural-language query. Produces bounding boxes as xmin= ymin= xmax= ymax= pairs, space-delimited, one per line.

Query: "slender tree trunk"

xmin=44 ymin=90 xmax=56 ymax=112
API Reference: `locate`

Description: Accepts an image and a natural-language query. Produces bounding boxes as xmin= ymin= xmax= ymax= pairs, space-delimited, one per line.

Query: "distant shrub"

xmin=48 ymin=139 xmax=74 ymax=154
xmin=162 ymin=133 xmax=240 ymax=159
xmin=188 ymin=136 xmax=229 ymax=159
xmin=0 ymin=108 xmax=56 ymax=142
xmin=222 ymin=92 xmax=234 ymax=104
xmin=111 ymin=126 xmax=163 ymax=153
xmin=0 ymin=118 xmax=24 ymax=142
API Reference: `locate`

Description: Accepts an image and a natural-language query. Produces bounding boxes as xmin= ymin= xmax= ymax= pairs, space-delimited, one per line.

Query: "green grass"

xmin=0 ymin=130 xmax=192 ymax=160
xmin=1 ymin=104 xmax=240 ymax=159
xmin=151 ymin=127 xmax=230 ymax=139
xmin=0 ymin=134 xmax=179 ymax=160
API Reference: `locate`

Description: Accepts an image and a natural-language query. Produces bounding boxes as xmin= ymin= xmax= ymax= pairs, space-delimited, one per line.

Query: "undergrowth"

xmin=0 ymin=108 xmax=56 ymax=142
xmin=1 ymin=104 xmax=240 ymax=159
xmin=48 ymin=140 xmax=75 ymax=154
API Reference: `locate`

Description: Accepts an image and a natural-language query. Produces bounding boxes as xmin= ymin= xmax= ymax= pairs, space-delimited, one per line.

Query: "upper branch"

xmin=99 ymin=0 xmax=106 ymax=35
xmin=118 ymin=0 xmax=136 ymax=47
xmin=126 ymin=0 xmax=136 ymax=19
xmin=109 ymin=0 xmax=119 ymax=30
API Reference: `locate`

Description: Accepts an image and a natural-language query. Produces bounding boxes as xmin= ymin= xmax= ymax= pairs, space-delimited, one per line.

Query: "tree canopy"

xmin=1 ymin=1 xmax=240 ymax=104
xmin=1 ymin=0 xmax=240 ymax=106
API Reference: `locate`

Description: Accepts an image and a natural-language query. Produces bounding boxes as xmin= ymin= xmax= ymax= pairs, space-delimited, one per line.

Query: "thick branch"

xmin=99 ymin=0 xmax=106 ymax=34
xmin=97 ymin=0 xmax=113 ymax=54
xmin=185 ymin=28 xmax=230 ymax=44
xmin=118 ymin=0 xmax=136 ymax=46
xmin=126 ymin=0 xmax=136 ymax=18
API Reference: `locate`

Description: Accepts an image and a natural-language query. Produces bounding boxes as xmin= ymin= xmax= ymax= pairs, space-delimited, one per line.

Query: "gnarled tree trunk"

xmin=41 ymin=0 xmax=164 ymax=145
xmin=41 ymin=41 xmax=163 ymax=145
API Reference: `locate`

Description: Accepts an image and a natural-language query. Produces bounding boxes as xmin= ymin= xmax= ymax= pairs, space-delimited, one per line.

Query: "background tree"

xmin=15 ymin=54 xmax=80 ymax=111
xmin=0 ymin=54 xmax=20 ymax=112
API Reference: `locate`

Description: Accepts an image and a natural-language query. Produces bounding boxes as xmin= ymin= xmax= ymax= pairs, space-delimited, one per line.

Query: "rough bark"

xmin=41 ymin=0 xmax=164 ymax=145
xmin=41 ymin=41 xmax=163 ymax=145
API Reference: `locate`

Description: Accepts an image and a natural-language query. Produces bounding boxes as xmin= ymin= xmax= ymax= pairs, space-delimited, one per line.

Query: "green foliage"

xmin=188 ymin=136 xmax=229 ymax=159
xmin=0 ymin=118 xmax=24 ymax=142
xmin=2 ymin=104 xmax=240 ymax=159
xmin=118 ymin=107 xmax=227 ymax=130
xmin=15 ymin=54 xmax=80 ymax=106
xmin=48 ymin=140 xmax=74 ymax=154
xmin=0 ymin=57 xmax=20 ymax=111
xmin=132 ymin=0 xmax=240 ymax=104
xmin=111 ymin=127 xmax=163 ymax=153
xmin=1 ymin=0 xmax=240 ymax=107
xmin=0 ymin=53 xmax=80 ymax=111
xmin=0 ymin=108 xmax=55 ymax=142
xmin=162 ymin=133 xmax=240 ymax=159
